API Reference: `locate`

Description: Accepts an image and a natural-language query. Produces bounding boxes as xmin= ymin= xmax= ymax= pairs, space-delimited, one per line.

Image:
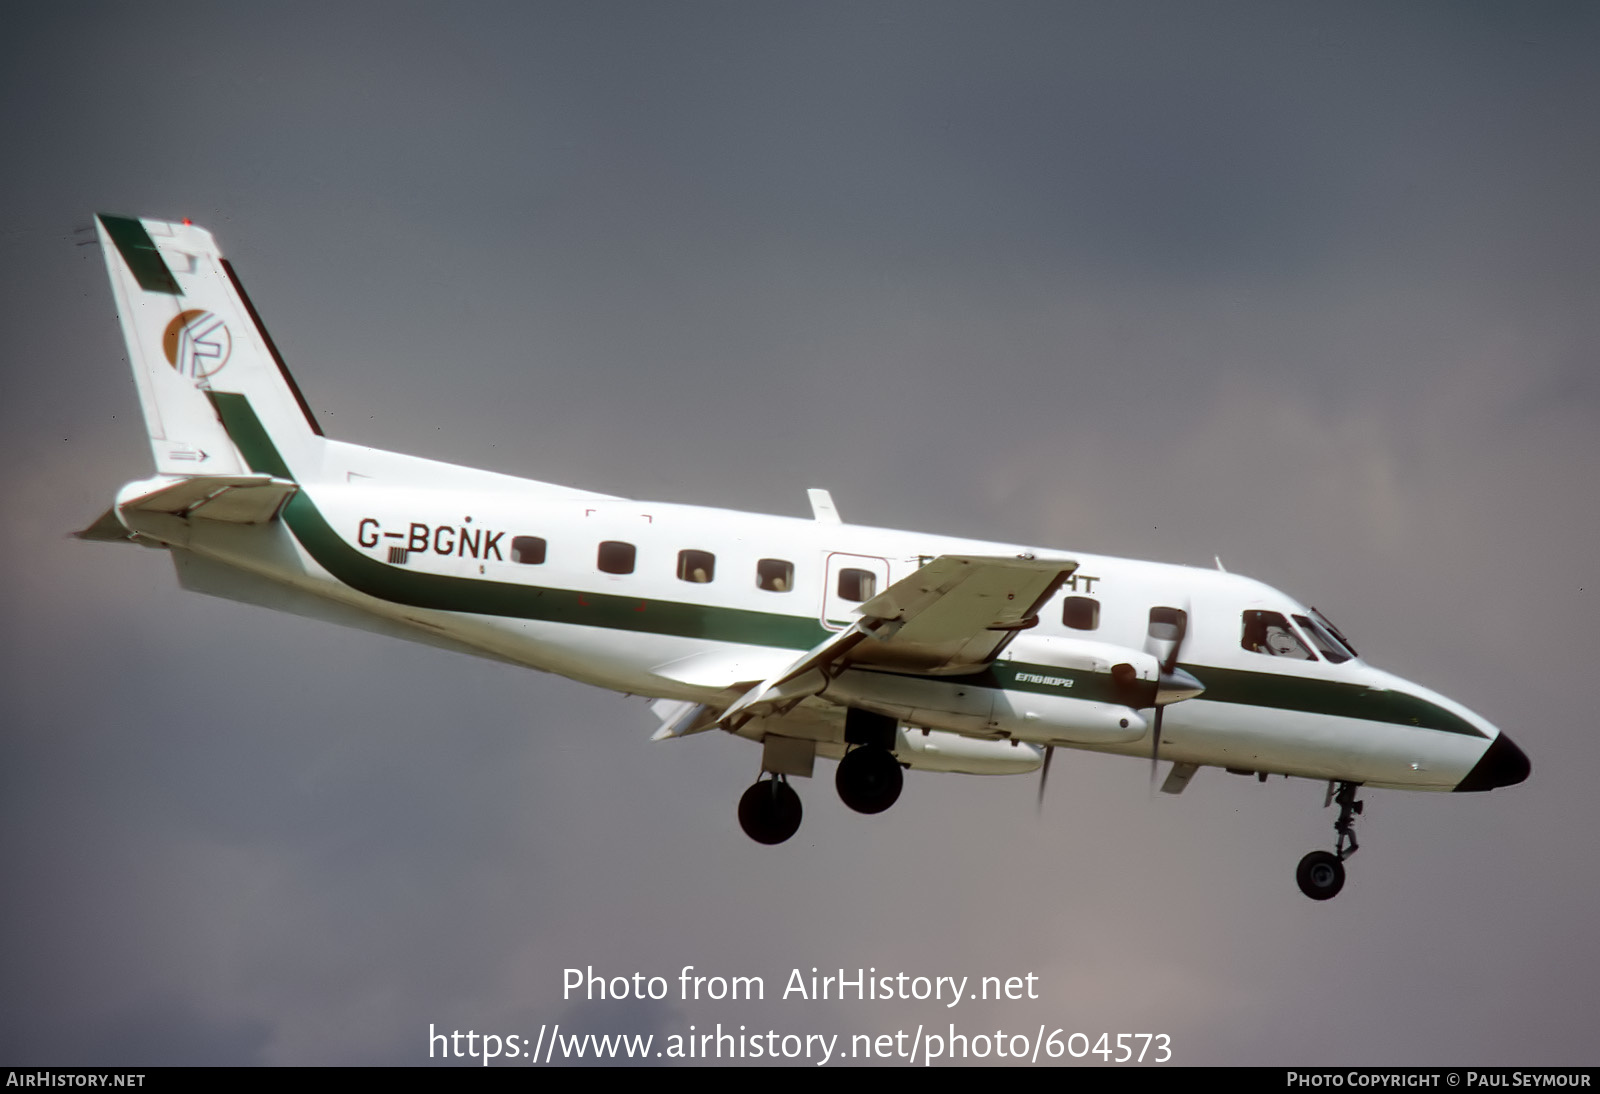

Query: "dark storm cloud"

xmin=2 ymin=1 xmax=1596 ymax=1067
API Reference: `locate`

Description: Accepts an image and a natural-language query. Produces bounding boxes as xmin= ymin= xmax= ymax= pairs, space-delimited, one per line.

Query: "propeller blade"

xmin=1145 ymin=601 xmax=1190 ymax=789
xmin=1037 ymin=745 xmax=1055 ymax=813
xmin=1160 ymin=608 xmax=1188 ymax=675
xmin=1149 ymin=706 xmax=1164 ymax=789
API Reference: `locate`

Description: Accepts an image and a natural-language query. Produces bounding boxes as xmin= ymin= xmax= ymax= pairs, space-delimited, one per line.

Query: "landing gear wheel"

xmin=738 ymin=777 xmax=802 ymax=845
xmin=835 ymin=747 xmax=903 ymax=814
xmin=1296 ymin=850 xmax=1346 ymax=901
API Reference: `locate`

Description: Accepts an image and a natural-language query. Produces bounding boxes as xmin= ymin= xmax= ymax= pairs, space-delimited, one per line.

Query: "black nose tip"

xmin=1455 ymin=733 xmax=1531 ymax=792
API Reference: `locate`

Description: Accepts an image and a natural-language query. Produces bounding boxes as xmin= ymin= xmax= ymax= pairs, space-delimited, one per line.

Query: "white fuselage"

xmin=128 ymin=432 xmax=1503 ymax=794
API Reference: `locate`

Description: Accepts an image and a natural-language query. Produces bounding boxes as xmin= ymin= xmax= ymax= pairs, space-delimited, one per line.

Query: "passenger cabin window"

xmin=757 ymin=558 xmax=793 ymax=593
xmin=677 ymin=549 xmax=715 ymax=584
xmin=837 ymin=568 xmax=876 ymax=602
xmin=1148 ymin=606 xmax=1187 ymax=642
xmin=1063 ymin=596 xmax=1100 ymax=631
xmin=1242 ymin=610 xmax=1315 ymax=660
xmin=511 ymin=536 xmax=546 ymax=565
xmin=597 ymin=541 xmax=636 ymax=575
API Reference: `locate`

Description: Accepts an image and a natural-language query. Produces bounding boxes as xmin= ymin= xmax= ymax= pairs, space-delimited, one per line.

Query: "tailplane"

xmin=95 ymin=214 xmax=325 ymax=480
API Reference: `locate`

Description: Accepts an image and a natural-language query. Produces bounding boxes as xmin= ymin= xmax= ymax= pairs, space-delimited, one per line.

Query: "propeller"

xmin=1144 ymin=603 xmax=1204 ymax=789
xmin=1036 ymin=745 xmax=1054 ymax=813
xmin=1040 ymin=604 xmax=1204 ymax=810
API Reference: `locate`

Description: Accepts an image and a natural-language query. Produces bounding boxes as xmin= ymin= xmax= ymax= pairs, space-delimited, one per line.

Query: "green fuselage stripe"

xmin=1170 ymin=664 xmax=1482 ymax=736
xmin=206 ymin=392 xmax=1484 ymax=738
xmin=209 ymin=392 xmax=826 ymax=649
xmin=99 ymin=214 xmax=182 ymax=295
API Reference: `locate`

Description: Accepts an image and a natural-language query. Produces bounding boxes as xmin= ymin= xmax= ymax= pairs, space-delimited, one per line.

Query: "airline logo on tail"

xmin=162 ymin=309 xmax=232 ymax=378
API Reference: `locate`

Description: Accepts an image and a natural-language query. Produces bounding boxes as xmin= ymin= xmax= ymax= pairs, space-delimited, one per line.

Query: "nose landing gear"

xmin=1296 ymin=781 xmax=1363 ymax=901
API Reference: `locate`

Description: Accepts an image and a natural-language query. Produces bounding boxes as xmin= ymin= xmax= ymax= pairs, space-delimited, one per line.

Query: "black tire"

xmin=738 ymin=779 xmax=802 ymax=845
xmin=1296 ymin=850 xmax=1346 ymax=901
xmin=835 ymin=747 xmax=904 ymax=814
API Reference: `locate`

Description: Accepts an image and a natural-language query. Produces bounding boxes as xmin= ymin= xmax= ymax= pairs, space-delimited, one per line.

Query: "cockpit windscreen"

xmin=1308 ymin=607 xmax=1359 ymax=660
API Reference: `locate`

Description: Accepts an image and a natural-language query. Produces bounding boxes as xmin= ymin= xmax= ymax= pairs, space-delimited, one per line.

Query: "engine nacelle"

xmin=894 ymin=729 xmax=1044 ymax=775
xmin=827 ymin=634 xmax=1160 ymax=746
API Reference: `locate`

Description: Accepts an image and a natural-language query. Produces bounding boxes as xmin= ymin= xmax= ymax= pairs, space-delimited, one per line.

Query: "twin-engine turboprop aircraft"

xmin=79 ymin=214 xmax=1529 ymax=901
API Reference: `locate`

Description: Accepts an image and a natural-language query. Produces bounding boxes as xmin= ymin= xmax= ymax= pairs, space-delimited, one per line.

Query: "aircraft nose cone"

xmin=1455 ymin=732 xmax=1531 ymax=792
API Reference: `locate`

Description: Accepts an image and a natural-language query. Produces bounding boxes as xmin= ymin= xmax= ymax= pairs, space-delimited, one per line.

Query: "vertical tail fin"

xmin=96 ymin=214 xmax=324 ymax=480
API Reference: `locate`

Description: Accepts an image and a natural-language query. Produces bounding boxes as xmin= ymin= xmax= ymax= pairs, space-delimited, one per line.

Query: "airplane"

xmin=77 ymin=214 xmax=1530 ymax=902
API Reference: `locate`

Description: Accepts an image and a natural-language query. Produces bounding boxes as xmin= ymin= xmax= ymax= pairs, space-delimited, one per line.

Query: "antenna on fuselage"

xmin=807 ymin=488 xmax=842 ymax=524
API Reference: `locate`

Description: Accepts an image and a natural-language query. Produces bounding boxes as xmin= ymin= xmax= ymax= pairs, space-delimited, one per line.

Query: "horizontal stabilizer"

xmin=74 ymin=507 xmax=135 ymax=542
xmin=118 ymin=474 xmax=298 ymax=524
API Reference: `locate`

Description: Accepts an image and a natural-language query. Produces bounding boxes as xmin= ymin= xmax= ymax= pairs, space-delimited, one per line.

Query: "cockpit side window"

xmin=1294 ymin=614 xmax=1350 ymax=664
xmin=1242 ymin=610 xmax=1316 ymax=660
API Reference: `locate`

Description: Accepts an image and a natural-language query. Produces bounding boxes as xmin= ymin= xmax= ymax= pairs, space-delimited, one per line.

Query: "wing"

xmin=849 ymin=554 xmax=1076 ymax=673
xmin=715 ymin=554 xmax=1075 ymax=728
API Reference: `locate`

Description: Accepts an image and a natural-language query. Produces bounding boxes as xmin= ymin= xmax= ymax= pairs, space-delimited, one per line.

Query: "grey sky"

xmin=2 ymin=2 xmax=1597 ymax=1066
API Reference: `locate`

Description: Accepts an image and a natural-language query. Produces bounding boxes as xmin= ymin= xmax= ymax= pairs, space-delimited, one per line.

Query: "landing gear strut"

xmin=738 ymin=776 xmax=802 ymax=845
xmin=1296 ymin=781 xmax=1363 ymax=901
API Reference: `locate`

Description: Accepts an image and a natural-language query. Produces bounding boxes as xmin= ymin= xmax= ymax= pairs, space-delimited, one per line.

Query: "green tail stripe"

xmin=98 ymin=214 xmax=182 ymax=295
xmin=204 ymin=391 xmax=1484 ymax=736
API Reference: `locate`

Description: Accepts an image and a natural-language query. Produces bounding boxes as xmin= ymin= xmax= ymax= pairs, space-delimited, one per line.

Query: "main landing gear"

xmin=835 ymin=745 xmax=903 ymax=814
xmin=738 ymin=776 xmax=802 ymax=845
xmin=1296 ymin=780 xmax=1363 ymax=901
xmin=735 ymin=744 xmax=905 ymax=844
xmin=735 ymin=708 xmax=907 ymax=844
xmin=835 ymin=707 xmax=903 ymax=815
